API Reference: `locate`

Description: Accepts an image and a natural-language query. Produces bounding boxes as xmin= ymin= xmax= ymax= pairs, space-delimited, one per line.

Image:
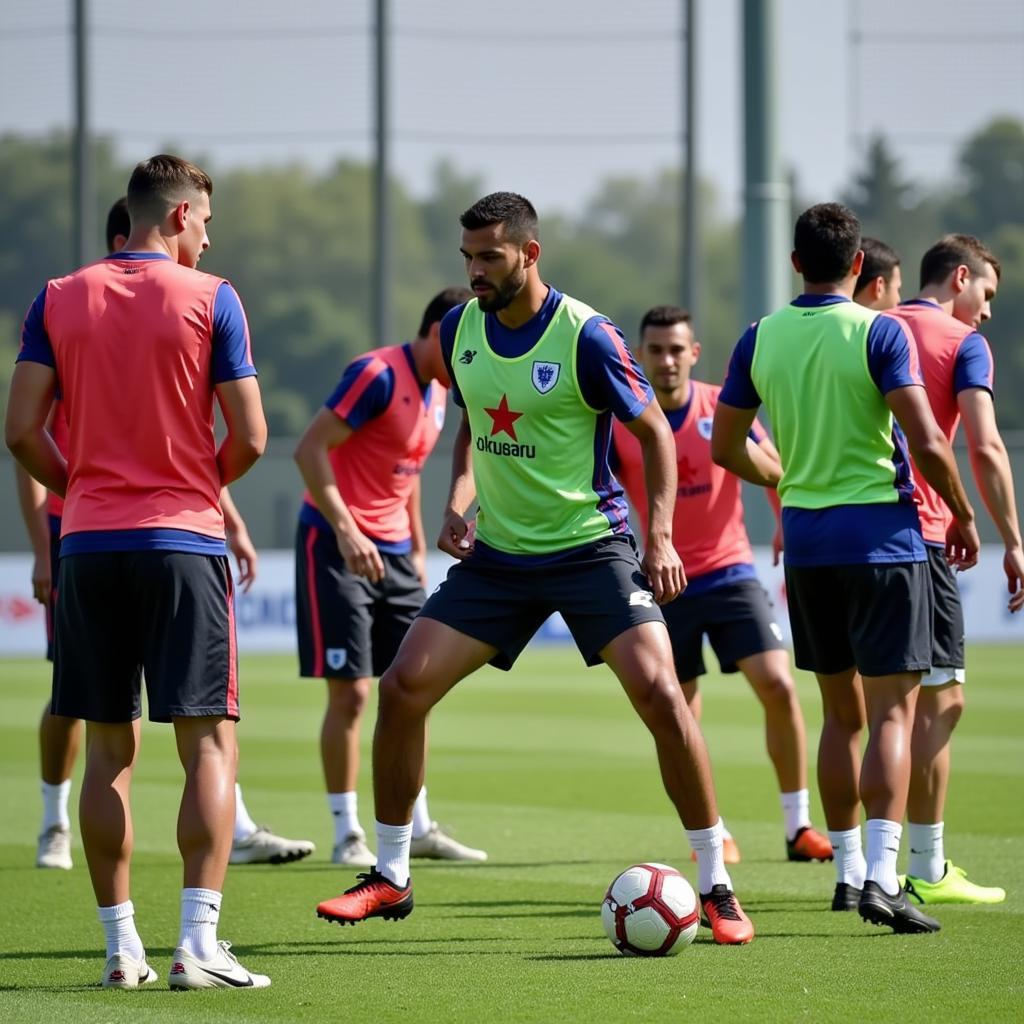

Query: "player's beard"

xmin=476 ymin=266 xmax=526 ymax=313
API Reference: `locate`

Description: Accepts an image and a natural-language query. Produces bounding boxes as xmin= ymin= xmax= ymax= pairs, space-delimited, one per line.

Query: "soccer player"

xmin=6 ymin=155 xmax=271 ymax=988
xmin=712 ymin=202 xmax=978 ymax=934
xmin=853 ymin=237 xmax=903 ymax=310
xmin=315 ymin=191 xmax=755 ymax=945
xmin=293 ymin=286 xmax=488 ymax=867
xmin=858 ymin=234 xmax=1017 ymax=905
xmin=611 ymin=305 xmax=832 ymax=864
xmin=17 ymin=196 xmax=312 ymax=873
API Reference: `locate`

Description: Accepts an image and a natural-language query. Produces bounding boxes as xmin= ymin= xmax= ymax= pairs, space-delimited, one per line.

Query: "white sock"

xmin=375 ymin=821 xmax=412 ymax=887
xmin=179 ymin=887 xmax=221 ymax=961
xmin=233 ymin=783 xmax=259 ymax=841
xmin=97 ymin=900 xmax=145 ymax=961
xmin=865 ymin=819 xmax=902 ymax=895
xmin=907 ymin=821 xmax=945 ymax=884
xmin=686 ymin=819 xmax=732 ymax=894
xmin=329 ymin=792 xmax=361 ymax=843
xmin=41 ymin=779 xmax=71 ymax=833
xmin=411 ymin=786 xmax=432 ymax=840
xmin=780 ymin=789 xmax=811 ymax=841
xmin=719 ymin=818 xmax=733 ymax=841
xmin=827 ymin=827 xmax=866 ymax=888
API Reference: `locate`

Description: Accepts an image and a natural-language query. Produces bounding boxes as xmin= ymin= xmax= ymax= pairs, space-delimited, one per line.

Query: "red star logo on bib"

xmin=678 ymin=455 xmax=698 ymax=485
xmin=484 ymin=394 xmax=523 ymax=440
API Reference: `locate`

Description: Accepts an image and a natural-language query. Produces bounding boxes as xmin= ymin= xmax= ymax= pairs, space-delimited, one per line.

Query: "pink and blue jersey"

xmin=17 ymin=252 xmax=256 ymax=556
xmin=895 ymin=299 xmax=994 ymax=545
xmin=299 ymin=343 xmax=447 ymax=553
xmin=721 ymin=294 xmax=925 ymax=566
xmin=611 ymin=380 xmax=767 ymax=595
xmin=439 ymin=286 xmax=652 ymax=565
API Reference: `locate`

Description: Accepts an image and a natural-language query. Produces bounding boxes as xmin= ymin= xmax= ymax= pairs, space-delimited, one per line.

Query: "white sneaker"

xmin=36 ymin=825 xmax=72 ymax=869
xmin=101 ymin=951 xmax=158 ymax=989
xmin=229 ymin=827 xmax=315 ymax=865
xmin=410 ymin=822 xmax=487 ymax=862
xmin=331 ymin=831 xmax=376 ymax=867
xmin=168 ymin=941 xmax=270 ymax=990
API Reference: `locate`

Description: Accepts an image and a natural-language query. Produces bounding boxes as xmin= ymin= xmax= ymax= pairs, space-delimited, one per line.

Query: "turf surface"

xmin=0 ymin=646 xmax=1021 ymax=1022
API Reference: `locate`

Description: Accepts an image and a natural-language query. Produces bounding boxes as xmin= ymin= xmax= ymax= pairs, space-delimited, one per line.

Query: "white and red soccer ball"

xmin=601 ymin=862 xmax=700 ymax=956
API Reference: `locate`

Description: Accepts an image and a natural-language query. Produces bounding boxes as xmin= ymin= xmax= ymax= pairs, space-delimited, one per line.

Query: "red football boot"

xmin=786 ymin=826 xmax=834 ymax=862
xmin=317 ymin=869 xmax=414 ymax=926
xmin=700 ymin=885 xmax=755 ymax=945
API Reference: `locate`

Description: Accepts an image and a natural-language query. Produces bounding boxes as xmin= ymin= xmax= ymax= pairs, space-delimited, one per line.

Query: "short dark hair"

xmin=855 ymin=237 xmax=900 ymax=293
xmin=793 ymin=202 xmax=862 ymax=284
xmin=418 ymin=286 xmax=473 ymax=337
xmin=919 ymin=234 xmax=1001 ymax=289
xmin=105 ymin=196 xmax=130 ymax=253
xmin=127 ymin=154 xmax=213 ymax=224
xmin=459 ymin=191 xmax=538 ymax=244
xmin=639 ymin=305 xmax=692 ymax=339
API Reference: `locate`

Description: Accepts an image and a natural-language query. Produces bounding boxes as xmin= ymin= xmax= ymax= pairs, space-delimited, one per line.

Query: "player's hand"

xmin=772 ymin=524 xmax=784 ymax=566
xmin=439 ymin=511 xmax=475 ymax=560
xmin=1003 ymin=544 xmax=1024 ymax=613
xmin=226 ymin=527 xmax=259 ymax=593
xmin=337 ymin=527 xmax=385 ymax=583
xmin=30 ymin=553 xmax=51 ymax=605
xmin=642 ymin=535 xmax=686 ymax=605
xmin=945 ymin=517 xmax=980 ymax=571
xmin=412 ymin=549 xmax=428 ymax=589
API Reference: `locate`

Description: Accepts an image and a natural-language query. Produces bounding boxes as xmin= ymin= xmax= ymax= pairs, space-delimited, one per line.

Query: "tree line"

xmin=1 ymin=117 xmax=1022 ymax=432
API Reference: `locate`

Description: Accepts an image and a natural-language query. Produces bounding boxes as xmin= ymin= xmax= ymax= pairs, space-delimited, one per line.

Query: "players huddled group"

xmin=4 ymin=155 xmax=1016 ymax=989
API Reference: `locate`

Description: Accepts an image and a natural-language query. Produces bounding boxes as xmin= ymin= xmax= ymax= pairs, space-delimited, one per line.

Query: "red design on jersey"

xmin=484 ymin=394 xmax=523 ymax=440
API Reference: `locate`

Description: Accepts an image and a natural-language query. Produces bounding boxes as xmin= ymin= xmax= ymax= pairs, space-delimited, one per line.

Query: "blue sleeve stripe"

xmin=212 ymin=282 xmax=257 ymax=383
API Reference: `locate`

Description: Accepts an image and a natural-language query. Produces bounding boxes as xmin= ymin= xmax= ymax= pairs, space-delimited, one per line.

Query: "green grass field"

xmin=1 ymin=646 xmax=1021 ymax=1023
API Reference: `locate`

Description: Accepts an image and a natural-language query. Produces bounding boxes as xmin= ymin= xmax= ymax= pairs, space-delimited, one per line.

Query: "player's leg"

xmin=229 ymin=774 xmax=316 ymax=866
xmin=36 ymin=703 xmax=82 ymax=869
xmin=141 ymin=551 xmax=268 ymax=988
xmin=52 ymin=551 xmax=156 ymax=987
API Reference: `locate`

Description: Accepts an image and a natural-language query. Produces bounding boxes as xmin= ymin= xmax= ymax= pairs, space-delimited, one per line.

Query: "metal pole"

xmin=742 ymin=0 xmax=790 ymax=324
xmin=73 ymin=0 xmax=93 ymax=266
xmin=682 ymin=0 xmax=700 ymax=325
xmin=373 ymin=0 xmax=392 ymax=345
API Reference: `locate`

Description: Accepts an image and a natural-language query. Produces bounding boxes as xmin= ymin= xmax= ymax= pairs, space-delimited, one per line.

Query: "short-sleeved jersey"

xmin=439 ymin=286 xmax=653 ymax=564
xmin=46 ymin=398 xmax=70 ymax=518
xmin=17 ymin=252 xmax=256 ymax=555
xmin=612 ymin=381 xmax=767 ymax=587
xmin=300 ymin=343 xmax=447 ymax=553
xmin=720 ymin=294 xmax=926 ymax=566
xmin=896 ymin=299 xmax=994 ymax=545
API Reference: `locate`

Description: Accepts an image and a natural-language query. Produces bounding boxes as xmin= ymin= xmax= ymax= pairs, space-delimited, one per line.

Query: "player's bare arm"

xmin=710 ymin=401 xmax=783 ymax=488
xmin=958 ymin=386 xmax=1024 ymax=610
xmin=439 ymin=409 xmax=477 ymax=560
xmin=884 ymin=384 xmax=979 ymax=569
xmin=622 ymin=401 xmax=684 ymax=604
xmin=14 ymin=462 xmax=52 ymax=604
xmin=294 ymin=407 xmax=385 ymax=583
xmin=5 ymin=361 xmax=66 ymax=497
xmin=758 ymin=437 xmax=785 ymax=565
xmin=215 ymin=375 xmax=267 ymax=486
xmin=406 ymin=476 xmax=428 ymax=586
xmin=220 ymin=486 xmax=258 ymax=593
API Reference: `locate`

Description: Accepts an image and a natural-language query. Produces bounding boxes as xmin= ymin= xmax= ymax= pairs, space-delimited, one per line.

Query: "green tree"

xmin=949 ymin=117 xmax=1024 ymax=238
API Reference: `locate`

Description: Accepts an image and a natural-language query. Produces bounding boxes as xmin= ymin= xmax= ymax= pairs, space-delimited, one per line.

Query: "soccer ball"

xmin=601 ymin=863 xmax=700 ymax=956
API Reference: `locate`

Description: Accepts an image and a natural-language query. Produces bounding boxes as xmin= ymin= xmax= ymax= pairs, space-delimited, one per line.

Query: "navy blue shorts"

xmin=45 ymin=514 xmax=61 ymax=662
xmin=52 ymin=551 xmax=238 ymax=723
xmin=927 ymin=544 xmax=965 ymax=671
xmin=418 ymin=535 xmax=665 ymax=670
xmin=295 ymin=522 xmax=425 ymax=679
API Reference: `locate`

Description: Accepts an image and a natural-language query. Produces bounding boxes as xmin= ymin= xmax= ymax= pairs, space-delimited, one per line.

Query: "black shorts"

xmin=295 ymin=521 xmax=425 ymax=679
xmin=662 ymin=579 xmax=785 ymax=681
xmin=45 ymin=515 xmax=61 ymax=663
xmin=927 ymin=544 xmax=965 ymax=676
xmin=52 ymin=551 xmax=238 ymax=723
xmin=784 ymin=560 xmax=932 ymax=677
xmin=418 ymin=535 xmax=665 ymax=671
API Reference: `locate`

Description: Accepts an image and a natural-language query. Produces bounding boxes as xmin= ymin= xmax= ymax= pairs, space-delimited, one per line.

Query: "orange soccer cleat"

xmin=700 ymin=885 xmax=755 ymax=945
xmin=786 ymin=826 xmax=834 ymax=863
xmin=316 ymin=869 xmax=414 ymax=926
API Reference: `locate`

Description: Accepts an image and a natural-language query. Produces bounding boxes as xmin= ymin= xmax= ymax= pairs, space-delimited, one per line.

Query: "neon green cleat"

xmin=900 ymin=860 xmax=1006 ymax=905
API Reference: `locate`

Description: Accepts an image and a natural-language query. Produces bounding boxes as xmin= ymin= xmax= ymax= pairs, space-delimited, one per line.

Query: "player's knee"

xmin=378 ymin=663 xmax=431 ymax=719
xmin=327 ymin=677 xmax=371 ymax=722
xmin=826 ymin=699 xmax=866 ymax=735
xmin=754 ymin=671 xmax=797 ymax=710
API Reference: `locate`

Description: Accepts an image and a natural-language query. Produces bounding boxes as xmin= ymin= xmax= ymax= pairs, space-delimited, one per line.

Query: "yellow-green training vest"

xmin=452 ymin=296 xmax=615 ymax=555
xmin=750 ymin=300 xmax=903 ymax=509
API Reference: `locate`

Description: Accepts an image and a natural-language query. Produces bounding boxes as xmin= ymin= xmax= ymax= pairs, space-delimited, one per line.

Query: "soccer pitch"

xmin=0 ymin=646 xmax=1021 ymax=1022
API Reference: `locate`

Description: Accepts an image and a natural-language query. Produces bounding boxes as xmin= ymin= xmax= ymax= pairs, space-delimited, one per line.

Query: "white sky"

xmin=1 ymin=0 xmax=1022 ymax=217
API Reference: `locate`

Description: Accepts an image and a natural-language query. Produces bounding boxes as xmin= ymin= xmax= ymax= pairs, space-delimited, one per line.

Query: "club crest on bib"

xmin=532 ymin=360 xmax=561 ymax=394
xmin=697 ymin=417 xmax=713 ymax=441
xmin=326 ymin=648 xmax=348 ymax=671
